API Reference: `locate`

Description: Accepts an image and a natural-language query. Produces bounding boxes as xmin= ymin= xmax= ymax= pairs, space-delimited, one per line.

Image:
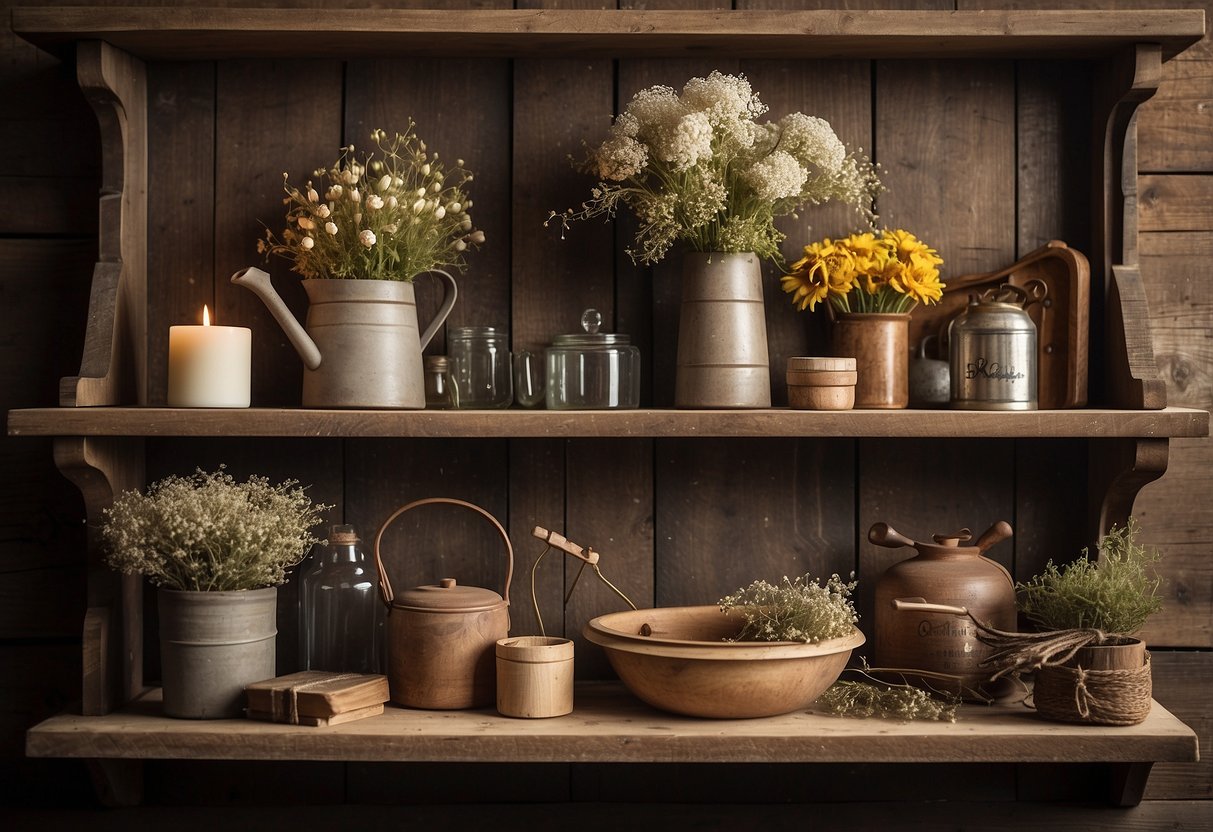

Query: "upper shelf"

xmin=13 ymin=7 xmax=1206 ymax=62
xmin=6 ymin=406 xmax=1209 ymax=440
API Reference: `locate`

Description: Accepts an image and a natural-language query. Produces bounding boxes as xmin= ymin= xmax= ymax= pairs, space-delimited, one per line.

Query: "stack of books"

xmin=245 ymin=671 xmax=390 ymax=727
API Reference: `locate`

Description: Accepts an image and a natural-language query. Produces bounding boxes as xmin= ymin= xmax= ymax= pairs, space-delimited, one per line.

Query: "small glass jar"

xmin=423 ymin=355 xmax=457 ymax=409
xmin=449 ymin=326 xmax=512 ymax=409
xmin=545 ymin=309 xmax=641 ymax=410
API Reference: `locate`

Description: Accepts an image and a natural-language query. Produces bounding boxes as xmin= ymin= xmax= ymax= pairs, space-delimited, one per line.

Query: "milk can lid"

xmin=393 ymin=577 xmax=505 ymax=613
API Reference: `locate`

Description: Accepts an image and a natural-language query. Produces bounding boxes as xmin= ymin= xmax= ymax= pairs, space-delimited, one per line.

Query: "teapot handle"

xmin=868 ymin=522 xmax=916 ymax=549
xmin=372 ymin=497 xmax=513 ymax=612
xmin=416 ymin=269 xmax=459 ymax=351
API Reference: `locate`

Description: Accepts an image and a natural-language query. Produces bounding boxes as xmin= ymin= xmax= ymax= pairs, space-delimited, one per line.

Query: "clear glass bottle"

xmin=448 ymin=326 xmax=513 ymax=408
xmin=545 ymin=309 xmax=641 ymax=409
xmin=424 ymin=355 xmax=457 ymax=409
xmin=299 ymin=524 xmax=381 ymax=673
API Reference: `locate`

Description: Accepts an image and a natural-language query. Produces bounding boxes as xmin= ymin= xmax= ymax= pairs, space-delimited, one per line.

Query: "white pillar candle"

xmin=167 ymin=305 xmax=252 ymax=407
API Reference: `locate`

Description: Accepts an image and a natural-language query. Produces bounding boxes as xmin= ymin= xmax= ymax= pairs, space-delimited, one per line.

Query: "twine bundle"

xmin=1033 ymin=654 xmax=1152 ymax=726
xmin=958 ymin=613 xmax=1152 ymax=726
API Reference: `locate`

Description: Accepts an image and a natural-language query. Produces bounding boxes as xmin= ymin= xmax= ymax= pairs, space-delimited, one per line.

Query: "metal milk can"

xmin=949 ymin=284 xmax=1038 ymax=410
xmin=870 ymin=521 xmax=1017 ymax=700
xmin=373 ymin=498 xmax=513 ymax=709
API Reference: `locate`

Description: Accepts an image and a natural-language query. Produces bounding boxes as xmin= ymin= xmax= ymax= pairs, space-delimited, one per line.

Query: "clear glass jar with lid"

xmin=448 ymin=326 xmax=512 ymax=408
xmin=545 ymin=309 xmax=641 ymax=410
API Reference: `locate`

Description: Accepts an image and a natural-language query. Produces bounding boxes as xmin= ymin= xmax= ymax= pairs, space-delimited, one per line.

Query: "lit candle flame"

xmin=203 ymin=305 xmax=211 ymax=327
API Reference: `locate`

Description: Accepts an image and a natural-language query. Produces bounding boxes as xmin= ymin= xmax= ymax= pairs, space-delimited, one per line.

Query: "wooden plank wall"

xmin=0 ymin=0 xmax=1208 ymax=821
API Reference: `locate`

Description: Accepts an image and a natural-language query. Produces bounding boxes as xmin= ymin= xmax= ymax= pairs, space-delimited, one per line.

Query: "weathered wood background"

xmin=0 ymin=0 xmax=1209 ymax=824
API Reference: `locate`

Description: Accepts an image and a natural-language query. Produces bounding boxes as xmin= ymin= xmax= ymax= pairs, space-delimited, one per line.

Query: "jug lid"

xmin=393 ymin=577 xmax=505 ymax=613
xmin=552 ymin=308 xmax=630 ymax=347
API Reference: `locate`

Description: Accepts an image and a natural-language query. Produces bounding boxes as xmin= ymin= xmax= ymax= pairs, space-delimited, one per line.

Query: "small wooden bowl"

xmin=584 ymin=606 xmax=864 ymax=718
xmin=787 ymin=357 xmax=857 ymax=411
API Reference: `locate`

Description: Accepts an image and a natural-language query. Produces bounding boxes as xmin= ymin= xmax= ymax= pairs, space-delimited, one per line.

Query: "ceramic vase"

xmin=831 ymin=312 xmax=910 ymax=409
xmin=675 ymin=252 xmax=771 ymax=408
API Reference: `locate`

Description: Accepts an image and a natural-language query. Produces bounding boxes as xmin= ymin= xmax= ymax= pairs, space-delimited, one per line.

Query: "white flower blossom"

xmin=297 ymin=216 xmax=315 ymax=230
xmin=434 ymin=206 xmax=446 ymax=219
xmin=743 ymin=150 xmax=808 ymax=201
xmin=359 ymin=229 xmax=376 ymax=248
xmin=326 ymin=184 xmax=343 ymax=200
xmin=412 ymin=198 xmax=426 ymax=213
xmin=341 ymin=169 xmax=358 ymax=186
xmin=300 ymin=236 xmax=314 ymax=250
xmin=386 ymin=196 xmax=398 ymax=209
xmin=307 ymin=188 xmax=319 ymax=203
xmin=448 ymin=202 xmax=461 ymax=213
xmin=383 ymin=223 xmax=398 ymax=234
xmin=366 ymin=194 xmax=385 ymax=211
xmin=470 ymin=230 xmax=485 ymax=244
xmin=316 ymin=204 xmax=331 ymax=219
xmin=376 ymin=174 xmax=392 ymax=192
xmin=325 ymin=221 xmax=338 ymax=235
xmin=348 ymin=188 xmax=361 ymax=203
xmin=777 ymin=112 xmax=846 ymax=175
xmin=594 ymin=135 xmax=648 ymax=181
xmin=664 ymin=112 xmax=713 ymax=170
xmin=453 ymin=240 xmax=467 ymax=251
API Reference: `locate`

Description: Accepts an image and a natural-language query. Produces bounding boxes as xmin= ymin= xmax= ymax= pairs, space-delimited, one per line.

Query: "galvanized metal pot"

xmin=675 ymin=252 xmax=771 ymax=409
xmin=158 ymin=587 xmax=278 ymax=719
xmin=232 ymin=267 xmax=458 ymax=408
xmin=830 ymin=312 xmax=910 ymax=409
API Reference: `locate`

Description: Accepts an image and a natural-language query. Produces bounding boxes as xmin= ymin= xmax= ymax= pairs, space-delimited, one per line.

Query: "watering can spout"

xmin=231 ymin=267 xmax=322 ymax=370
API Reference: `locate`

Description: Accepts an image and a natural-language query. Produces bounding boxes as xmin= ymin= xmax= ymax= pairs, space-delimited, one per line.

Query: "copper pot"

xmin=374 ymin=498 xmax=513 ymax=709
xmin=871 ymin=521 xmax=1016 ymax=699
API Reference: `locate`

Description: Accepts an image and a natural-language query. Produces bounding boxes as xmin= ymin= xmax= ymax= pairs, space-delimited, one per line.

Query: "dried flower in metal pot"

xmin=260 ymin=123 xmax=484 ymax=281
xmin=549 ymin=70 xmax=881 ymax=266
xmin=719 ymin=572 xmax=859 ymax=644
xmin=102 ymin=467 xmax=329 ymax=592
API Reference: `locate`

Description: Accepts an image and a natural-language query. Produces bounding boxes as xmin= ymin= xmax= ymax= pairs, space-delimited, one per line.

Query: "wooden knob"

xmin=439 ymin=578 xmax=457 ymax=589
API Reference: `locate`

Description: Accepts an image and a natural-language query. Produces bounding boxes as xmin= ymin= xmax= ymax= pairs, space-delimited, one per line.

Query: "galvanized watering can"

xmin=232 ymin=267 xmax=457 ymax=408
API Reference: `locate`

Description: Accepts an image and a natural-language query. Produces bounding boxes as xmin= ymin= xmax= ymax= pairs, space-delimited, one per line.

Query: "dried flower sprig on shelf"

xmin=548 ymin=70 xmax=881 ymax=265
xmin=102 ymin=467 xmax=329 ymax=592
xmin=816 ymin=679 xmax=961 ymax=722
xmin=719 ymin=572 xmax=859 ymax=644
xmin=260 ymin=124 xmax=484 ymax=281
xmin=782 ymin=228 xmax=945 ymax=314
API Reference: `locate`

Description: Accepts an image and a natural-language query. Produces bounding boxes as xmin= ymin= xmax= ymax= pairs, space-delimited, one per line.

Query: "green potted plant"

xmin=103 ymin=468 xmax=328 ymax=719
xmin=992 ymin=519 xmax=1162 ymax=725
xmin=550 ymin=71 xmax=881 ymax=408
xmin=232 ymin=124 xmax=485 ymax=408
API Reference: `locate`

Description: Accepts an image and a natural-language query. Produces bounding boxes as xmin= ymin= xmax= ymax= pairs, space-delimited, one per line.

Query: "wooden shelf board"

xmin=26 ymin=683 xmax=1198 ymax=764
xmin=12 ymin=8 xmax=1205 ymax=62
xmin=5 ymin=406 xmax=1209 ymax=440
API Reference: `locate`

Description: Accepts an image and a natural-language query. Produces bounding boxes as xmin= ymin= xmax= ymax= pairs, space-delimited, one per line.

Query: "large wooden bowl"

xmin=584 ymin=605 xmax=865 ymax=719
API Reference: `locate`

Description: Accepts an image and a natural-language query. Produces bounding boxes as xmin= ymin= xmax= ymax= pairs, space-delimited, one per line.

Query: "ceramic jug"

xmin=232 ymin=267 xmax=457 ymax=408
xmin=871 ymin=520 xmax=1017 ymax=700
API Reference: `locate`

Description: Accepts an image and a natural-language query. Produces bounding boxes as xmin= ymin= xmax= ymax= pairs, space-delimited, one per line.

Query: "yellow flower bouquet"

xmin=781 ymin=229 xmax=945 ymax=314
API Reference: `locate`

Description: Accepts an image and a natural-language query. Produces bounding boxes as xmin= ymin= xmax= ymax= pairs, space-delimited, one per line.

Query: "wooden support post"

xmin=1108 ymin=762 xmax=1153 ymax=807
xmin=1088 ymin=437 xmax=1169 ymax=539
xmin=86 ymin=759 xmax=144 ymax=808
xmin=1091 ymin=44 xmax=1166 ymax=409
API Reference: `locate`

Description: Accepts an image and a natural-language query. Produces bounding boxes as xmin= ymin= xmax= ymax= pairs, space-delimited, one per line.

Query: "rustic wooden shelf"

xmin=7 ymin=406 xmax=1209 ymax=440
xmin=12 ymin=7 xmax=1205 ymax=61
xmin=26 ymin=683 xmax=1198 ymax=766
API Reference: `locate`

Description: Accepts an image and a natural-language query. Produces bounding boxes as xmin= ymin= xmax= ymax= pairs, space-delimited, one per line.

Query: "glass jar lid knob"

xmin=581 ymin=308 xmax=602 ymax=335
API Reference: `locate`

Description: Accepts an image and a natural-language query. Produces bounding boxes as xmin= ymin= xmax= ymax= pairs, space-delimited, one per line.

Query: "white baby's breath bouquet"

xmin=550 ymin=71 xmax=881 ymax=265
xmin=102 ymin=468 xmax=329 ymax=592
xmin=260 ymin=123 xmax=484 ymax=281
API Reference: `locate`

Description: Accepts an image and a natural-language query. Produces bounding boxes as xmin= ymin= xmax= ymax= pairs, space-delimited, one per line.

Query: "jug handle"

xmin=416 ymin=269 xmax=459 ymax=351
xmin=372 ymin=496 xmax=513 ymax=612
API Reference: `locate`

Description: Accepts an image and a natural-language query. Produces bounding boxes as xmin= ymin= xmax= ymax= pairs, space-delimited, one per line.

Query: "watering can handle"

xmin=372 ymin=496 xmax=513 ymax=610
xmin=417 ymin=269 xmax=459 ymax=351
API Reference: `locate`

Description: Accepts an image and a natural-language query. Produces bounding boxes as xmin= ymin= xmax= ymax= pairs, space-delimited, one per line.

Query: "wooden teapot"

xmin=374 ymin=498 xmax=513 ymax=709
xmin=870 ymin=521 xmax=1017 ymax=700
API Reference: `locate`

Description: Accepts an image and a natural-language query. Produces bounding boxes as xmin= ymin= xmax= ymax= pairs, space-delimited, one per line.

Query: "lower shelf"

xmin=26 ymin=683 xmax=1198 ymax=765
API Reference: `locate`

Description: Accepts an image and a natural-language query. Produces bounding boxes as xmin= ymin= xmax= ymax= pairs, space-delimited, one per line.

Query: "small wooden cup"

xmin=495 ymin=636 xmax=574 ymax=719
xmin=786 ymin=357 xmax=857 ymax=410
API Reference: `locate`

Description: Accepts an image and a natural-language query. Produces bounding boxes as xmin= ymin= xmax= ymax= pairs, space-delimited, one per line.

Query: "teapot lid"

xmin=393 ymin=577 xmax=505 ymax=613
xmin=552 ymin=308 xmax=630 ymax=347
